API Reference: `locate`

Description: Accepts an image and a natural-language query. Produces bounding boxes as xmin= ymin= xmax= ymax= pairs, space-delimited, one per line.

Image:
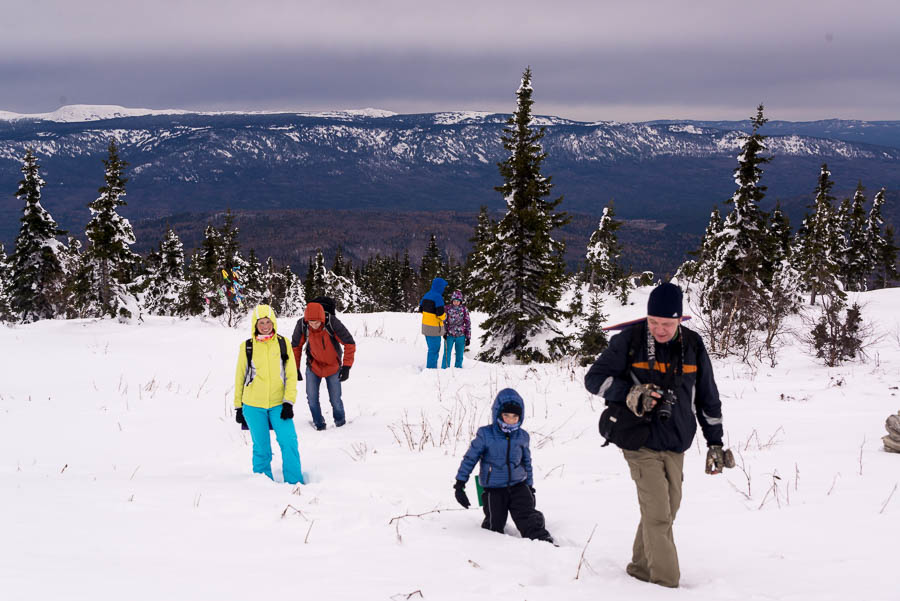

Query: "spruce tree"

xmin=241 ymin=249 xmax=266 ymax=308
xmin=865 ymin=188 xmax=898 ymax=288
xmin=332 ymin=247 xmax=347 ymax=279
xmin=280 ymin=265 xmax=306 ymax=316
xmin=701 ymin=105 xmax=772 ymax=353
xmin=180 ymin=254 xmax=207 ymax=316
xmin=264 ymin=257 xmax=286 ymax=310
xmin=306 ymin=250 xmax=328 ymax=300
xmin=794 ymin=164 xmax=844 ymax=304
xmin=478 ymin=67 xmax=571 ymax=363
xmin=144 ymin=228 xmax=186 ymax=315
xmin=873 ymin=225 xmax=899 ymax=288
xmin=585 ymin=202 xmax=630 ymax=303
xmin=0 ymin=244 xmax=15 ymax=323
xmin=840 ymin=183 xmax=871 ymax=291
xmin=9 ymin=148 xmax=68 ymax=322
xmin=678 ymin=207 xmax=723 ymax=287
xmin=400 ymin=249 xmax=418 ymax=311
xmin=78 ymin=140 xmax=141 ymax=319
xmin=464 ymin=206 xmax=497 ymax=312
xmin=419 ymin=234 xmax=444 ymax=295
xmin=768 ymin=203 xmax=793 ymax=264
xmin=197 ymin=225 xmax=225 ymax=316
xmin=576 ymin=285 xmax=609 ymax=366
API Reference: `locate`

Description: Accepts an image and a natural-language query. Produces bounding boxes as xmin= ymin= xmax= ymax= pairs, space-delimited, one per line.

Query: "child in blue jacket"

xmin=453 ymin=388 xmax=553 ymax=543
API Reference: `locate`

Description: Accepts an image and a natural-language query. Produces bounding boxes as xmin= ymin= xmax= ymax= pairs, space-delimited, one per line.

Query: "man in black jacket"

xmin=585 ymin=282 xmax=726 ymax=588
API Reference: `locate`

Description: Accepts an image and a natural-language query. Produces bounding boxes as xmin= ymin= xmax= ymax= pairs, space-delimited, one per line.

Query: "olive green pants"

xmin=623 ymin=448 xmax=684 ymax=588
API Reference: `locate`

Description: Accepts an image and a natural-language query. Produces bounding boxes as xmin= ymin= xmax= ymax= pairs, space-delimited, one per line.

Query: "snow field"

xmin=1 ymin=290 xmax=899 ymax=601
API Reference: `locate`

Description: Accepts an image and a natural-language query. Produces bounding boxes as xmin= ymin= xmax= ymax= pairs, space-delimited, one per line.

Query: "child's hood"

xmin=491 ymin=388 xmax=525 ymax=426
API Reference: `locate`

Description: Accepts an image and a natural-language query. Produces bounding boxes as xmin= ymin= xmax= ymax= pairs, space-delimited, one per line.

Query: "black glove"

xmin=465 ymin=337 xmax=470 ymax=347
xmin=280 ymin=402 xmax=294 ymax=420
xmin=453 ymin=480 xmax=470 ymax=508
xmin=530 ymin=486 xmax=536 ymax=494
xmin=297 ymin=369 xmax=303 ymax=381
xmin=235 ymin=407 xmax=246 ymax=426
xmin=339 ymin=366 xmax=351 ymax=382
xmin=443 ymin=334 xmax=448 ymax=339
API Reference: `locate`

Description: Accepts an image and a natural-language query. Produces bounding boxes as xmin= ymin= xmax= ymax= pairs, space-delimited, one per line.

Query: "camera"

xmin=656 ymin=388 xmax=677 ymax=422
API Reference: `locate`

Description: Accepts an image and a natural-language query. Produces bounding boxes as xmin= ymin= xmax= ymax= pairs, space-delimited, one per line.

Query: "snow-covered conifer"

xmin=0 ymin=244 xmax=15 ymax=323
xmin=419 ymin=234 xmax=444 ymax=296
xmin=840 ymin=183 xmax=872 ymax=291
xmin=585 ymin=202 xmax=630 ymax=303
xmin=179 ymin=254 xmax=207 ymax=316
xmin=865 ymin=189 xmax=898 ymax=288
xmin=576 ymin=285 xmax=608 ymax=366
xmin=794 ymin=164 xmax=844 ymax=304
xmin=478 ymin=68 xmax=571 ymax=363
xmin=77 ymin=140 xmax=141 ymax=320
xmin=144 ymin=228 xmax=187 ymax=315
xmin=700 ymin=106 xmax=772 ymax=353
xmin=9 ymin=148 xmax=68 ymax=322
xmin=873 ymin=225 xmax=899 ymax=289
xmin=240 ymin=249 xmax=266 ymax=307
xmin=279 ymin=265 xmax=305 ymax=317
xmin=400 ymin=249 xmax=418 ymax=310
xmin=197 ymin=225 xmax=225 ymax=316
xmin=304 ymin=250 xmax=327 ymax=301
xmin=465 ymin=206 xmax=496 ymax=312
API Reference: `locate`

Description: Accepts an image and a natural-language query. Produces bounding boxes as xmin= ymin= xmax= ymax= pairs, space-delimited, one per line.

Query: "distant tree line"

xmin=1 ymin=84 xmax=896 ymax=370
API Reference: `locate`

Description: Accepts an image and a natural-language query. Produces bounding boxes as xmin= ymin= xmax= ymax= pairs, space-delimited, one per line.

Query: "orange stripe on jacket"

xmin=632 ymin=361 xmax=698 ymax=374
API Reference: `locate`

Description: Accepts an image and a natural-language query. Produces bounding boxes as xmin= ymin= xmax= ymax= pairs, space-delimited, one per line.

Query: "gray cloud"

xmin=2 ymin=0 xmax=898 ymax=121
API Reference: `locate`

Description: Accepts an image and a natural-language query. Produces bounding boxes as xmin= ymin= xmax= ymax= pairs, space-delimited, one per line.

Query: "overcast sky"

xmin=2 ymin=0 xmax=898 ymax=122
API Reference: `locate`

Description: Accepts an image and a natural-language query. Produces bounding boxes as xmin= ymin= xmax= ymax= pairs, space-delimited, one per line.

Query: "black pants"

xmin=481 ymin=482 xmax=552 ymax=541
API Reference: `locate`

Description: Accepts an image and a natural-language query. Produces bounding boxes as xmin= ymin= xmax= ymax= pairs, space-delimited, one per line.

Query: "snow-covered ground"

xmin=1 ymin=288 xmax=899 ymax=601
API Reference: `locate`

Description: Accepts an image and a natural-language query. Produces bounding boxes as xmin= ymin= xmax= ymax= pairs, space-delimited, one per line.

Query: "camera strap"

xmin=644 ymin=323 xmax=683 ymax=391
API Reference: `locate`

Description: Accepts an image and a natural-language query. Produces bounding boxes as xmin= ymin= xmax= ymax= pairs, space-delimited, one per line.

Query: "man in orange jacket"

xmin=291 ymin=302 xmax=356 ymax=430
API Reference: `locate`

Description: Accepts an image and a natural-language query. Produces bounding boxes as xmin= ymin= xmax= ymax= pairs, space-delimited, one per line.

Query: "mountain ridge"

xmin=2 ymin=109 xmax=898 ymax=275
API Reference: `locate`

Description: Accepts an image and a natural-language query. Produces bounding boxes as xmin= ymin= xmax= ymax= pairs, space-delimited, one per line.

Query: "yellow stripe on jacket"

xmin=234 ymin=336 xmax=298 ymax=409
xmin=631 ymin=361 xmax=698 ymax=374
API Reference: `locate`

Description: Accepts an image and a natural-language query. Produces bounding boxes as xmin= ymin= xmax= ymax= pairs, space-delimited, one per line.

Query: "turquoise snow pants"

xmin=242 ymin=405 xmax=304 ymax=484
xmin=442 ymin=336 xmax=465 ymax=369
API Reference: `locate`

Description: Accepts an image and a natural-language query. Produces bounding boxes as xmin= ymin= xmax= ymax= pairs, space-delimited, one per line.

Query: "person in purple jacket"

xmin=453 ymin=388 xmax=553 ymax=543
xmin=441 ymin=289 xmax=471 ymax=369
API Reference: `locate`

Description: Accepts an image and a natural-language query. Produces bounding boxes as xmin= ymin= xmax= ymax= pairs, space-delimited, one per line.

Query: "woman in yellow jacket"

xmin=234 ymin=305 xmax=303 ymax=484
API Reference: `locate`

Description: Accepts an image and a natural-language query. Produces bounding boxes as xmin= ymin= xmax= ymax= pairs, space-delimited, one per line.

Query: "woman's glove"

xmin=280 ymin=402 xmax=294 ymax=420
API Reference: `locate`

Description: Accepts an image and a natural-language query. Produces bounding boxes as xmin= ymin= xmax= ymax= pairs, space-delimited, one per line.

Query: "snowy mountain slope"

xmin=1 ymin=109 xmax=899 ymax=249
xmin=1 ymin=288 xmax=898 ymax=600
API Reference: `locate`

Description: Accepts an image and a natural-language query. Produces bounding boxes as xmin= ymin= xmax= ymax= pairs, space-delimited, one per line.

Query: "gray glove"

xmin=626 ymin=383 xmax=660 ymax=417
xmin=705 ymin=445 xmax=735 ymax=474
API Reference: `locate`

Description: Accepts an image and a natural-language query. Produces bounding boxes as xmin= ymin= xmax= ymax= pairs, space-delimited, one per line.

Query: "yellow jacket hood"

xmin=251 ymin=304 xmax=278 ymax=335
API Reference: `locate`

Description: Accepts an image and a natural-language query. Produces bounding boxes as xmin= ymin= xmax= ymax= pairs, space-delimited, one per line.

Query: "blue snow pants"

xmin=442 ymin=336 xmax=466 ymax=369
xmin=242 ymin=405 xmax=304 ymax=484
xmin=425 ymin=335 xmax=442 ymax=369
xmin=306 ymin=366 xmax=345 ymax=429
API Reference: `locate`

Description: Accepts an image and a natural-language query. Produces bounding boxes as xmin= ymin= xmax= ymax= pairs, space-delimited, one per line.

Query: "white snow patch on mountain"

xmin=0 ymin=104 xmax=190 ymax=122
xmin=670 ymin=124 xmax=705 ymax=134
xmin=433 ymin=112 xmax=494 ymax=125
